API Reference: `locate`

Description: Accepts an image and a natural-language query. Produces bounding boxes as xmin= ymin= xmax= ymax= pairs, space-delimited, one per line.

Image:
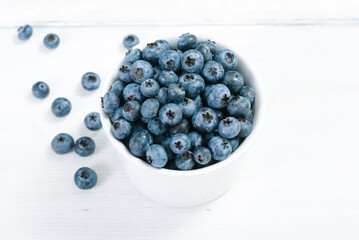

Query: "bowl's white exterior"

xmin=99 ymin=38 xmax=265 ymax=207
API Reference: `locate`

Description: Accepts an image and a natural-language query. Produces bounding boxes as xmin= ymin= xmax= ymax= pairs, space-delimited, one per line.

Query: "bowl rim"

xmin=99 ymin=36 xmax=265 ymax=177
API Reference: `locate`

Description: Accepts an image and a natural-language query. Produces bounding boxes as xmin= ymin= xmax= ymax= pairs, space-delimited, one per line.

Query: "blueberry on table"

xmin=191 ymin=107 xmax=219 ymax=133
xmin=43 ymin=33 xmax=60 ymax=49
xmin=130 ymin=60 xmax=154 ymax=84
xmin=84 ymin=112 xmax=102 ymax=131
xmin=142 ymin=42 xmax=166 ymax=65
xmin=159 ymin=103 xmax=183 ymax=126
xmin=227 ymin=95 xmax=251 ymax=117
xmin=239 ymin=86 xmax=255 ymax=104
xmin=193 ymin=146 xmax=212 ymax=165
xmin=17 ymin=24 xmax=32 ymax=40
xmin=218 ymin=117 xmax=241 ymax=139
xmin=111 ymin=119 xmax=132 ymax=140
xmin=175 ymin=152 xmax=196 ymax=170
xmin=208 ymin=136 xmax=232 ymax=161
xmin=181 ymin=49 xmax=204 ymax=73
xmin=74 ymin=137 xmax=95 ymax=157
xmin=129 ymin=130 xmax=153 ymax=157
xmin=146 ymin=144 xmax=168 ymax=168
xmin=102 ymin=91 xmax=120 ymax=114
xmin=32 ymin=81 xmax=49 ymax=99
xmin=81 ymin=72 xmax=101 ymax=91
xmin=201 ymin=61 xmax=225 ymax=84
xmin=124 ymin=48 xmax=142 ymax=64
xmin=74 ymin=167 xmax=97 ymax=190
xmin=170 ymin=133 xmax=191 ymax=155
xmin=51 ymin=133 xmax=74 ymax=154
xmin=123 ymin=34 xmax=139 ymax=49
xmin=51 ymin=97 xmax=72 ymax=117
xmin=214 ymin=49 xmax=238 ymax=71
xmin=223 ymin=71 xmax=244 ymax=95
xmin=177 ymin=33 xmax=198 ymax=51
xmin=158 ymin=50 xmax=181 ymax=72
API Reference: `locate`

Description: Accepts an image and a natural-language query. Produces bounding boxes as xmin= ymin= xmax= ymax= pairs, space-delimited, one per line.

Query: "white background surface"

xmin=1 ymin=1 xmax=359 ymax=239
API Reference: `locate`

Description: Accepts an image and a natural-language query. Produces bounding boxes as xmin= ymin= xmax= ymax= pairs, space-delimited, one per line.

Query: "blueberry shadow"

xmin=38 ymin=42 xmax=56 ymax=54
xmin=13 ymin=35 xmax=27 ymax=45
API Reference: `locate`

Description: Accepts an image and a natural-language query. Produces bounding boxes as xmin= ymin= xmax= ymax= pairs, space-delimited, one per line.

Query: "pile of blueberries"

xmin=102 ymin=33 xmax=255 ymax=170
xmin=20 ymin=24 xmax=100 ymax=189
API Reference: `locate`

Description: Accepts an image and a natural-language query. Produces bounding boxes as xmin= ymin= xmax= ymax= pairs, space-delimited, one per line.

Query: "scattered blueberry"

xmin=175 ymin=152 xmax=196 ymax=170
xmin=218 ymin=117 xmax=241 ymax=139
xmin=43 ymin=33 xmax=60 ymax=49
xmin=146 ymin=144 xmax=168 ymax=168
xmin=17 ymin=24 xmax=32 ymax=40
xmin=140 ymin=98 xmax=160 ymax=119
xmin=214 ymin=49 xmax=238 ymax=71
xmin=181 ymin=49 xmax=204 ymax=73
xmin=208 ymin=136 xmax=232 ymax=161
xmin=51 ymin=97 xmax=72 ymax=117
xmin=112 ymin=119 xmax=132 ymax=139
xmin=130 ymin=60 xmax=154 ymax=84
xmin=129 ymin=129 xmax=153 ymax=157
xmin=74 ymin=137 xmax=96 ymax=157
xmin=102 ymin=91 xmax=120 ymax=114
xmin=74 ymin=167 xmax=97 ymax=190
xmin=123 ymin=34 xmax=139 ymax=49
xmin=32 ymin=81 xmax=50 ymax=99
xmin=193 ymin=146 xmax=212 ymax=165
xmin=81 ymin=72 xmax=101 ymax=91
xmin=84 ymin=112 xmax=102 ymax=131
xmin=159 ymin=103 xmax=183 ymax=126
xmin=51 ymin=133 xmax=74 ymax=154
xmin=177 ymin=33 xmax=198 ymax=51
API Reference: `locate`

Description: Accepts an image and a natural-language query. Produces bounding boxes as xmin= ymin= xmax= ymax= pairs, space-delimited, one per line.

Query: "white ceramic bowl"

xmin=99 ymin=37 xmax=265 ymax=207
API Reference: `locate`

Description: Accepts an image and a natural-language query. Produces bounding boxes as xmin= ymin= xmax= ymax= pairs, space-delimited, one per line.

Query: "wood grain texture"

xmin=1 ymin=1 xmax=359 ymax=239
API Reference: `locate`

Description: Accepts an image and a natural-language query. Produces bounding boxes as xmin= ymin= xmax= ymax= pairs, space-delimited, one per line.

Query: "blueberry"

xmin=123 ymin=83 xmax=143 ymax=103
xmin=142 ymin=42 xmax=166 ymax=65
xmin=188 ymin=131 xmax=203 ymax=149
xmin=238 ymin=118 xmax=253 ymax=138
xmin=243 ymin=109 xmax=253 ymax=122
xmin=124 ymin=48 xmax=142 ymax=64
xmin=170 ymin=133 xmax=191 ymax=155
xmin=168 ymin=119 xmax=189 ymax=136
xmin=140 ymin=79 xmax=160 ymax=98
xmin=130 ymin=60 xmax=154 ymax=84
xmin=111 ymin=80 xmax=125 ymax=97
xmin=179 ymin=98 xmax=197 ymax=119
xmin=198 ymin=40 xmax=217 ymax=55
xmin=146 ymin=144 xmax=168 ymax=168
xmin=147 ymin=117 xmax=167 ymax=136
xmin=118 ymin=64 xmax=132 ymax=83
xmin=229 ymin=136 xmax=241 ymax=152
xmin=178 ymin=73 xmax=205 ymax=99
xmin=239 ymin=86 xmax=255 ymax=104
xmin=153 ymin=66 xmax=161 ymax=80
xmin=177 ymin=33 xmax=198 ymax=51
xmin=81 ymin=72 xmax=101 ymax=91
xmin=140 ymin=98 xmax=160 ymax=119
xmin=156 ymin=87 xmax=169 ymax=106
xmin=110 ymin=107 xmax=123 ymax=123
xmin=74 ymin=137 xmax=96 ymax=157
xmin=195 ymin=44 xmax=212 ymax=62
xmin=158 ymin=70 xmax=178 ymax=87
xmin=141 ymin=116 xmax=150 ymax=123
xmin=43 ymin=33 xmax=60 ymax=49
xmin=161 ymin=137 xmax=176 ymax=160
xmin=203 ymin=84 xmax=216 ymax=99
xmin=17 ymin=24 xmax=32 ymax=40
xmin=208 ymin=136 xmax=232 ymax=161
xmin=158 ymin=50 xmax=181 ymax=72
xmin=51 ymin=133 xmax=74 ymax=154
xmin=227 ymin=95 xmax=251 ymax=117
xmin=159 ymin=103 xmax=182 ymax=126
xmin=155 ymin=39 xmax=171 ymax=50
xmin=206 ymin=84 xmax=231 ymax=109
xmin=203 ymin=129 xmax=220 ymax=145
xmin=214 ymin=49 xmax=238 ymax=71
xmin=123 ymin=34 xmax=139 ymax=49
xmin=32 ymin=81 xmax=50 ymax=99
xmin=168 ymin=83 xmax=185 ymax=103
xmin=74 ymin=167 xmax=97 ymax=190
xmin=201 ymin=61 xmax=225 ymax=83
xmin=102 ymin=91 xmax=120 ymax=114
xmin=194 ymin=95 xmax=203 ymax=108
xmin=193 ymin=146 xmax=212 ymax=165
xmin=175 ymin=152 xmax=195 ymax=170
xmin=51 ymin=97 xmax=72 ymax=117
xmin=223 ymin=71 xmax=244 ymax=95
xmin=181 ymin=49 xmax=204 ymax=73
xmin=111 ymin=119 xmax=132 ymax=139
xmin=129 ymin=129 xmax=153 ymax=157
xmin=218 ymin=117 xmax=241 ymax=139
xmin=192 ymin=107 xmax=219 ymax=133
xmin=84 ymin=112 xmax=102 ymax=131
xmin=122 ymin=100 xmax=141 ymax=122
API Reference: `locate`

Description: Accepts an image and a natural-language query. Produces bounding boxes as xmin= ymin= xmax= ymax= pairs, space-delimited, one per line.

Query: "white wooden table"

xmin=1 ymin=1 xmax=359 ymax=239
